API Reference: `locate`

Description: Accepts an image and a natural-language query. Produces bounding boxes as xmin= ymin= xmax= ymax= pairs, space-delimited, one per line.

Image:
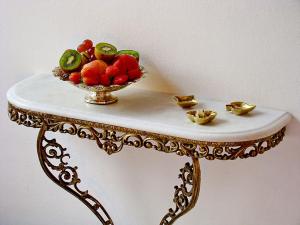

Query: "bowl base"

xmin=85 ymin=91 xmax=118 ymax=105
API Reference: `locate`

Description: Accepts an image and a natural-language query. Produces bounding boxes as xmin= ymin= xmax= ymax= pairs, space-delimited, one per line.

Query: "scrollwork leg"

xmin=160 ymin=157 xmax=201 ymax=225
xmin=37 ymin=124 xmax=114 ymax=225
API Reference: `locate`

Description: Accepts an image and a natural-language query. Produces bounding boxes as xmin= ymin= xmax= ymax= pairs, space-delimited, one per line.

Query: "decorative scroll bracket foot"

xmin=8 ymin=103 xmax=286 ymax=225
xmin=160 ymin=157 xmax=201 ymax=225
xmin=37 ymin=124 xmax=114 ymax=225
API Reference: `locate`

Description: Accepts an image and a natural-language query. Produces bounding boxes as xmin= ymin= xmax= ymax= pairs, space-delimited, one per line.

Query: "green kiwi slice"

xmin=59 ymin=50 xmax=82 ymax=72
xmin=94 ymin=42 xmax=117 ymax=62
xmin=116 ymin=50 xmax=140 ymax=61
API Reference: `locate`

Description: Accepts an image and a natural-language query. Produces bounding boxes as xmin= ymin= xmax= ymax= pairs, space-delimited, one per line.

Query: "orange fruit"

xmin=81 ymin=60 xmax=107 ymax=86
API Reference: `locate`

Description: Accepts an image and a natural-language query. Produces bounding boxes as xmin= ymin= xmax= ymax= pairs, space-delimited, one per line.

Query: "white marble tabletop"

xmin=7 ymin=74 xmax=291 ymax=142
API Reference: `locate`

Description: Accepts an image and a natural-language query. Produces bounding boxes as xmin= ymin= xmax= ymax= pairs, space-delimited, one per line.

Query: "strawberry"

xmin=83 ymin=39 xmax=93 ymax=49
xmin=113 ymin=59 xmax=126 ymax=74
xmin=128 ymin=68 xmax=142 ymax=81
xmin=113 ymin=74 xmax=128 ymax=85
xmin=105 ymin=65 xmax=120 ymax=78
xmin=77 ymin=44 xmax=88 ymax=53
xmin=118 ymin=54 xmax=139 ymax=70
xmin=69 ymin=72 xmax=81 ymax=84
xmin=113 ymin=54 xmax=139 ymax=74
xmin=77 ymin=39 xmax=93 ymax=53
xmin=99 ymin=74 xmax=111 ymax=86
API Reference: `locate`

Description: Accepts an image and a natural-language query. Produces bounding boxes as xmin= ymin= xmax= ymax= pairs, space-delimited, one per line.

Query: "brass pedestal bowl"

xmin=53 ymin=66 xmax=145 ymax=105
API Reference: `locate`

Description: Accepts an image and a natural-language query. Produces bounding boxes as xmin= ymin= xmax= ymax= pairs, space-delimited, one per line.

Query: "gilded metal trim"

xmin=8 ymin=103 xmax=286 ymax=160
xmin=160 ymin=157 xmax=200 ymax=225
xmin=37 ymin=124 xmax=114 ymax=225
xmin=7 ymin=102 xmax=287 ymax=225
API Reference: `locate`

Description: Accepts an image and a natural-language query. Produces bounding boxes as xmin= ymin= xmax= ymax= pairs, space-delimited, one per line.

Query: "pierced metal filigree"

xmin=181 ymin=128 xmax=285 ymax=160
xmin=8 ymin=104 xmax=43 ymax=128
xmin=37 ymin=124 xmax=114 ymax=225
xmin=8 ymin=103 xmax=286 ymax=160
xmin=8 ymin=103 xmax=287 ymax=225
xmin=160 ymin=157 xmax=200 ymax=225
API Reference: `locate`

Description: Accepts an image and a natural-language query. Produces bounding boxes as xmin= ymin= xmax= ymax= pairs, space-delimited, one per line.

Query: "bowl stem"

xmin=85 ymin=91 xmax=118 ymax=105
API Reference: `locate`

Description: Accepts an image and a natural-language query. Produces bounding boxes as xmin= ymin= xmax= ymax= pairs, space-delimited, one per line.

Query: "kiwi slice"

xmin=94 ymin=42 xmax=117 ymax=62
xmin=81 ymin=52 xmax=90 ymax=66
xmin=116 ymin=50 xmax=140 ymax=61
xmin=59 ymin=50 xmax=82 ymax=72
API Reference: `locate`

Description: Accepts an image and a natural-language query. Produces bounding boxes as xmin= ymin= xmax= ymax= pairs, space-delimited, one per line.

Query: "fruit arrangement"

xmin=54 ymin=39 xmax=143 ymax=87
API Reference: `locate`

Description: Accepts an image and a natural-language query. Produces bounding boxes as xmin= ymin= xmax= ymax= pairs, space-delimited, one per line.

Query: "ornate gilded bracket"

xmin=8 ymin=103 xmax=285 ymax=160
xmin=160 ymin=157 xmax=200 ymax=225
xmin=8 ymin=103 xmax=286 ymax=225
xmin=37 ymin=120 xmax=201 ymax=225
xmin=37 ymin=123 xmax=114 ymax=224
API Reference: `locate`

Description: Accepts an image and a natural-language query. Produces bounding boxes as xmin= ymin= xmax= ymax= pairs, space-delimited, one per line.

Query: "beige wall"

xmin=1 ymin=0 xmax=299 ymax=225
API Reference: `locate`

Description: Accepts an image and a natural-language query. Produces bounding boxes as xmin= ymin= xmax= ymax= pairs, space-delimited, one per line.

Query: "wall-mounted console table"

xmin=7 ymin=74 xmax=291 ymax=225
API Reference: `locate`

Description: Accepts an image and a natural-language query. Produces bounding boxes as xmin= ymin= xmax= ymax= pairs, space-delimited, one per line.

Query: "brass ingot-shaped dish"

xmin=226 ymin=101 xmax=256 ymax=115
xmin=186 ymin=109 xmax=217 ymax=125
xmin=174 ymin=95 xmax=198 ymax=108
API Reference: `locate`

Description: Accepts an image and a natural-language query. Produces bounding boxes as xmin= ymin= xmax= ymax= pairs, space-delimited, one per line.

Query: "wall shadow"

xmin=138 ymin=56 xmax=181 ymax=94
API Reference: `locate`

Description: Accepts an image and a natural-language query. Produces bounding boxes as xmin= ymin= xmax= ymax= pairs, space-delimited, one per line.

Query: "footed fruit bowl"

xmin=53 ymin=39 xmax=145 ymax=105
xmin=53 ymin=66 xmax=145 ymax=105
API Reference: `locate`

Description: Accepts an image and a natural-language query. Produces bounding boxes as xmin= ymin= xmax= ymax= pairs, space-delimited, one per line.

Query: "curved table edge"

xmin=8 ymin=102 xmax=288 ymax=160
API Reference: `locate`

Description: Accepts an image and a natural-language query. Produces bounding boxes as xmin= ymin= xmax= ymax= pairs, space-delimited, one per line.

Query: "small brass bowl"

xmin=174 ymin=95 xmax=198 ymax=108
xmin=186 ymin=109 xmax=217 ymax=125
xmin=226 ymin=101 xmax=256 ymax=115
